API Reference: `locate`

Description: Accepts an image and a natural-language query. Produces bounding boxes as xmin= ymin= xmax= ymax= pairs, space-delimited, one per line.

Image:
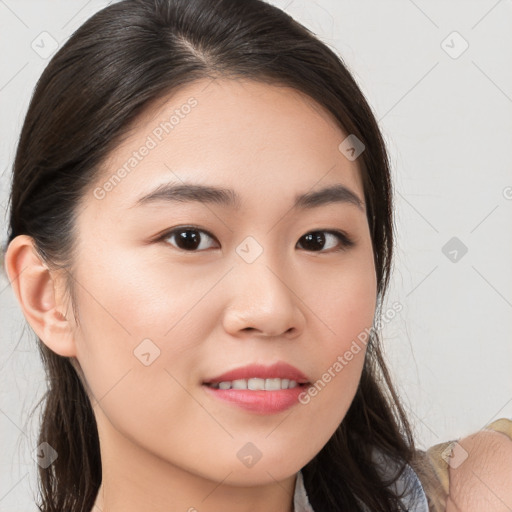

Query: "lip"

xmin=203 ymin=362 xmax=309 ymax=385
xmin=202 ymin=362 xmax=311 ymax=415
xmin=203 ymin=385 xmax=309 ymax=414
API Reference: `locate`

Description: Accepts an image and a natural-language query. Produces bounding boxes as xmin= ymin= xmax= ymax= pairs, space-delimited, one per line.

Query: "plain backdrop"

xmin=1 ymin=0 xmax=511 ymax=509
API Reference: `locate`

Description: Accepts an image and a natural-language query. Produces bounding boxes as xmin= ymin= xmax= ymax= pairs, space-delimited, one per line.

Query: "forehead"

xmin=89 ymin=77 xmax=365 ymax=214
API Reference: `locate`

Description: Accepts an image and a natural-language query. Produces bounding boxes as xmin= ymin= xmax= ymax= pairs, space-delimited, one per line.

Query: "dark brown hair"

xmin=6 ymin=0 xmax=423 ymax=510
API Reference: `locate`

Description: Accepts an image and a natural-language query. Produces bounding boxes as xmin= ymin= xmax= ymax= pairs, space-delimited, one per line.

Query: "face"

xmin=69 ymin=77 xmax=377 ymax=486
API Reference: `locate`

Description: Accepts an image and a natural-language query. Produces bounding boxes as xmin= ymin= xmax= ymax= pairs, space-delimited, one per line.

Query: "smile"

xmin=205 ymin=378 xmax=300 ymax=390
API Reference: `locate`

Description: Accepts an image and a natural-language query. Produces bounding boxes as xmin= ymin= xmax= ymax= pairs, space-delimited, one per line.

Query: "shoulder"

xmin=417 ymin=418 xmax=512 ymax=512
xmin=445 ymin=419 xmax=512 ymax=512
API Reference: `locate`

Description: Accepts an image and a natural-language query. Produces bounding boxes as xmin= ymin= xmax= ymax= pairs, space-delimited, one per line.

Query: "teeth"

xmin=265 ymin=378 xmax=282 ymax=391
xmin=248 ymin=378 xmax=265 ymax=390
xmin=208 ymin=378 xmax=301 ymax=390
xmin=231 ymin=379 xmax=247 ymax=389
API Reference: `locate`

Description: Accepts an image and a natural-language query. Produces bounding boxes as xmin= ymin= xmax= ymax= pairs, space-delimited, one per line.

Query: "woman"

xmin=3 ymin=0 xmax=511 ymax=511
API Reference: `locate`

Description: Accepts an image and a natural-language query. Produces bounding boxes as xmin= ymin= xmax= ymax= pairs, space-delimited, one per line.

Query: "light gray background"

xmin=1 ymin=0 xmax=511 ymax=509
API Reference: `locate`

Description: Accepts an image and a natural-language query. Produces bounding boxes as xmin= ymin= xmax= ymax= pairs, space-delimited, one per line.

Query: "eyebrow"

xmin=131 ymin=182 xmax=365 ymax=212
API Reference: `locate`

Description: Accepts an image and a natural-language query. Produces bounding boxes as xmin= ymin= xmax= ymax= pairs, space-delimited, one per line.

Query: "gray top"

xmin=293 ymin=448 xmax=429 ymax=512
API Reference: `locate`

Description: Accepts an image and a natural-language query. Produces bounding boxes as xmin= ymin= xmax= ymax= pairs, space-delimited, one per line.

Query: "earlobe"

xmin=4 ymin=234 xmax=77 ymax=357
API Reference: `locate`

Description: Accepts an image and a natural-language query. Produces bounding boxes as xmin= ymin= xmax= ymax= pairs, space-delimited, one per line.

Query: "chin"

xmin=222 ymin=465 xmax=301 ymax=487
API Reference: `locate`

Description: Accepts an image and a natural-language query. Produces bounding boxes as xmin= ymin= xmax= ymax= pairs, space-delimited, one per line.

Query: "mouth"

xmin=202 ymin=361 xmax=310 ymax=388
xmin=203 ymin=378 xmax=309 ymax=390
xmin=201 ymin=362 xmax=311 ymax=414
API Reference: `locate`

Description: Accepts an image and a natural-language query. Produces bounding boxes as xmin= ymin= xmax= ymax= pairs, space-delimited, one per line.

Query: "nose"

xmin=222 ymin=256 xmax=306 ymax=339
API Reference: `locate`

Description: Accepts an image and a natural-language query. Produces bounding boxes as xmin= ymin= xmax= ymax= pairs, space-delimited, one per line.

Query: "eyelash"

xmin=156 ymin=225 xmax=355 ymax=253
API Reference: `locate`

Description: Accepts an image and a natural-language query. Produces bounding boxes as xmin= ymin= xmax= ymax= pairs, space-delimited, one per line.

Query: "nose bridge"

xmin=223 ymin=235 xmax=304 ymax=337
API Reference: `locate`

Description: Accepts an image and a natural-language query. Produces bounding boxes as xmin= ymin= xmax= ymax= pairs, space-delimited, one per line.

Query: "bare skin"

xmin=5 ymin=77 xmax=512 ymax=511
xmin=6 ymin=78 xmax=377 ymax=512
xmin=446 ymin=429 xmax=512 ymax=512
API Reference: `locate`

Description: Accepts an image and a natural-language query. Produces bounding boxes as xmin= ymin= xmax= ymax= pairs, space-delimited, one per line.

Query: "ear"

xmin=4 ymin=234 xmax=77 ymax=357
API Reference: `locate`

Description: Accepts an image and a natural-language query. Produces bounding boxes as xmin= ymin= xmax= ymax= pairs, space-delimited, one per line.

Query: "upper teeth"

xmin=208 ymin=378 xmax=299 ymax=390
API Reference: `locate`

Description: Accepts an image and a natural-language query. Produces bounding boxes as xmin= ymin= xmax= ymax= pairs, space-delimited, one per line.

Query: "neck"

xmin=91 ymin=410 xmax=297 ymax=512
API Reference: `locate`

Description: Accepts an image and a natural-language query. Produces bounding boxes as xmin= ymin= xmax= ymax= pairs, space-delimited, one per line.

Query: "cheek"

xmin=70 ymin=243 xmax=234 ymax=439
xmin=69 ymin=246 xmax=207 ymax=408
xmin=72 ymin=243 xmax=218 ymax=349
xmin=292 ymin=251 xmax=377 ymax=443
xmin=69 ymin=250 xmax=212 ymax=466
xmin=309 ymin=242 xmax=377 ymax=365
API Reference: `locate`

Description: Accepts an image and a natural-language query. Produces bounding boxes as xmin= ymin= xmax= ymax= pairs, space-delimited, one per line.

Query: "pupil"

xmin=303 ymin=232 xmax=325 ymax=251
xmin=178 ymin=229 xmax=200 ymax=250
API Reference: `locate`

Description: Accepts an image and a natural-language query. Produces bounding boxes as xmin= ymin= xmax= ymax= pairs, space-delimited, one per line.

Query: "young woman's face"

xmin=70 ymin=78 xmax=377 ymax=486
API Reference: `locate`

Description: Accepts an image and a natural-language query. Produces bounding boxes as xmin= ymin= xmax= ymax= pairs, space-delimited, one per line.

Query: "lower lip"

xmin=202 ymin=384 xmax=310 ymax=414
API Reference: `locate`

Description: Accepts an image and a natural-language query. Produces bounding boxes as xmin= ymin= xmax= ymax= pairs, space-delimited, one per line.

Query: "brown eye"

xmin=297 ymin=230 xmax=354 ymax=252
xmin=163 ymin=227 xmax=218 ymax=252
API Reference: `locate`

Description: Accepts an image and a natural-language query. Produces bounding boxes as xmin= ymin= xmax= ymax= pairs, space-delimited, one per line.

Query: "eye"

xmin=162 ymin=226 xmax=219 ymax=252
xmin=297 ymin=230 xmax=354 ymax=253
xmin=158 ymin=227 xmax=354 ymax=253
